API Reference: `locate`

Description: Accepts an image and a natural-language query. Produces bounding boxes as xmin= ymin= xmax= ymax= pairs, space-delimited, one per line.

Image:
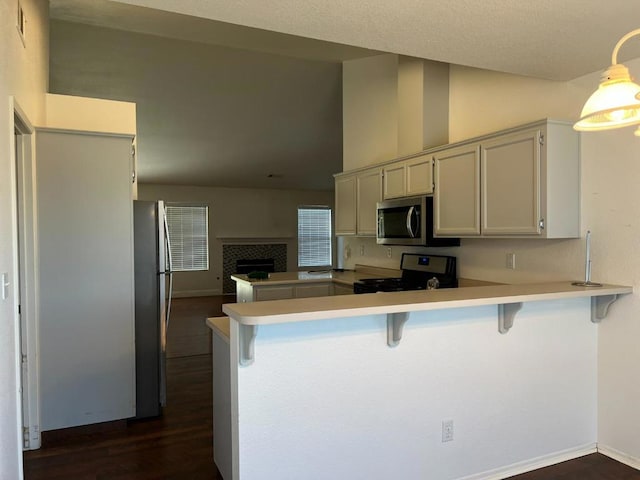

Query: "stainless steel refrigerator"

xmin=133 ymin=200 xmax=173 ymax=418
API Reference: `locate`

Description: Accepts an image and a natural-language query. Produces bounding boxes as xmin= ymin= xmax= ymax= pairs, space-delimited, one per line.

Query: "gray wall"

xmin=49 ymin=19 xmax=343 ymax=190
xmin=138 ymin=184 xmax=334 ymax=296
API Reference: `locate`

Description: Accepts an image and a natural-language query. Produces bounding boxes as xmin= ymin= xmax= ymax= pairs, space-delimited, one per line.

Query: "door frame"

xmin=11 ymin=97 xmax=40 ymax=450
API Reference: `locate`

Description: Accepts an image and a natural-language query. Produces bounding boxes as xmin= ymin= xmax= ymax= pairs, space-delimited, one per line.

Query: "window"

xmin=165 ymin=204 xmax=209 ymax=272
xmin=298 ymin=206 xmax=332 ymax=268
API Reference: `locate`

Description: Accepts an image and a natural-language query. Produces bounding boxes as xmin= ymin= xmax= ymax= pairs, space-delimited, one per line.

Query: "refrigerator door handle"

xmin=163 ymin=211 xmax=173 ymax=331
xmin=159 ymin=203 xmax=173 ymax=408
xmin=158 ymin=270 xmax=167 ymax=407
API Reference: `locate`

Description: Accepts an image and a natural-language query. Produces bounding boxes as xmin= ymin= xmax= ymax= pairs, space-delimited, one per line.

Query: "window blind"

xmin=165 ymin=204 xmax=209 ymax=272
xmin=298 ymin=206 xmax=332 ymax=268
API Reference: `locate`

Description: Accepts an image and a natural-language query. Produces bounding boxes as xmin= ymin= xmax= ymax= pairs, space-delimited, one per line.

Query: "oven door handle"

xmin=406 ymin=206 xmax=418 ymax=238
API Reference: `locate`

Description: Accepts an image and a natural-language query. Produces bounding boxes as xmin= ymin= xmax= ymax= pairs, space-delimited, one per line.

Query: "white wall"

xmin=236 ymin=299 xmax=597 ymax=479
xmin=0 ymin=0 xmax=49 ymax=477
xmin=340 ymin=57 xmax=640 ymax=465
xmin=138 ymin=184 xmax=334 ymax=296
xmin=449 ymin=61 xmax=640 ymax=466
xmin=581 ymin=127 xmax=640 ymax=465
xmin=343 ymin=54 xmax=399 ymax=170
xmin=45 ymin=93 xmax=136 ymax=134
xmin=343 ymin=55 xmax=449 ymax=170
xmin=397 ymin=56 xmax=424 ymax=156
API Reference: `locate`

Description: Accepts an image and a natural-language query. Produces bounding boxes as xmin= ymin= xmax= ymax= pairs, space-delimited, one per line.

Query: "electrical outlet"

xmin=386 ymin=247 xmax=392 ymax=258
xmin=506 ymin=252 xmax=516 ymax=270
xmin=442 ymin=419 xmax=454 ymax=442
xmin=360 ymin=244 xmax=365 ymax=256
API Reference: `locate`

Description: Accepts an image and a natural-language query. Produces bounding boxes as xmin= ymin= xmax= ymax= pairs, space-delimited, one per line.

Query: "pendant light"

xmin=574 ymin=28 xmax=640 ymax=132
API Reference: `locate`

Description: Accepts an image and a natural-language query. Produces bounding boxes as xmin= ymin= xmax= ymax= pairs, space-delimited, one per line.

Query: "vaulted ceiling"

xmin=49 ymin=0 xmax=640 ymax=190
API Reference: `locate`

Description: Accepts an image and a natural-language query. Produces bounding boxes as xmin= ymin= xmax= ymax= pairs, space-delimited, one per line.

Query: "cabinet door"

xmin=335 ymin=175 xmax=357 ymax=235
xmin=255 ymin=286 xmax=294 ymax=301
xmin=481 ymin=129 xmax=541 ymax=235
xmin=332 ymin=284 xmax=353 ymax=296
xmin=295 ymin=283 xmax=332 ymax=298
xmin=434 ymin=144 xmax=481 ymax=236
xmin=382 ymin=163 xmax=406 ymax=199
xmin=356 ymin=169 xmax=382 ymax=236
xmin=406 ymin=155 xmax=433 ymax=196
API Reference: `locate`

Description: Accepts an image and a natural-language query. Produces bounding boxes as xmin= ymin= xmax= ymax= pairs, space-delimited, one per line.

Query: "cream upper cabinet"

xmin=335 ymin=168 xmax=381 ymax=237
xmin=356 ymin=168 xmax=382 ymax=236
xmin=383 ymin=154 xmax=433 ymax=199
xmin=382 ymin=163 xmax=405 ymax=199
xmin=433 ymin=119 xmax=579 ymax=238
xmin=335 ymin=174 xmax=357 ymax=236
xmin=406 ymin=155 xmax=434 ymax=196
xmin=433 ymin=144 xmax=481 ymax=236
xmin=481 ymin=129 xmax=541 ymax=235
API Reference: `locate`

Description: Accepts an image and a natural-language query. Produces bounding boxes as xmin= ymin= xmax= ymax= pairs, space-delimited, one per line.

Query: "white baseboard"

xmin=598 ymin=444 xmax=640 ymax=471
xmin=172 ymin=289 xmax=222 ymax=298
xmin=457 ymin=443 xmax=597 ymax=480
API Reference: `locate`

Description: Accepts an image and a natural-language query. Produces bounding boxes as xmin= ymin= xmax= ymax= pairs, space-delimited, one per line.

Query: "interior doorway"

xmin=13 ymin=99 xmax=40 ymax=450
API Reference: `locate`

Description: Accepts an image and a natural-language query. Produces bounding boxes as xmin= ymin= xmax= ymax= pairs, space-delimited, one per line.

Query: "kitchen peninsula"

xmin=231 ymin=264 xmax=497 ymax=302
xmin=209 ymin=281 xmax=631 ymax=480
xmin=230 ymin=265 xmax=400 ymax=301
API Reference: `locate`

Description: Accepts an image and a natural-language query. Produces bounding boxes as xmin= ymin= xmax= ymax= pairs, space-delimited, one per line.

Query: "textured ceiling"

xmin=49 ymin=0 xmax=382 ymax=63
xmin=103 ymin=0 xmax=640 ymax=81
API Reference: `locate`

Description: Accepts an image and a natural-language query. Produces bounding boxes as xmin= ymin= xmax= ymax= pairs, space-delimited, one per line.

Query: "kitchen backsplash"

xmin=339 ymin=236 xmax=586 ymax=285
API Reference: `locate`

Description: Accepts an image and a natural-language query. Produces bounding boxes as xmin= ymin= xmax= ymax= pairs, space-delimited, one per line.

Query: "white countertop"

xmin=231 ymin=269 xmax=500 ymax=288
xmin=230 ymin=270 xmax=375 ymax=286
xmin=222 ymin=281 xmax=633 ymax=326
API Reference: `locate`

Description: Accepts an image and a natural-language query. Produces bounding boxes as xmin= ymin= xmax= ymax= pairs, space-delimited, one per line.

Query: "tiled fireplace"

xmin=222 ymin=243 xmax=287 ymax=294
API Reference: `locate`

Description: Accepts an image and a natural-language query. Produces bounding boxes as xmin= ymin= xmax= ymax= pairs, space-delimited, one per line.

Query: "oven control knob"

xmin=426 ymin=277 xmax=440 ymax=290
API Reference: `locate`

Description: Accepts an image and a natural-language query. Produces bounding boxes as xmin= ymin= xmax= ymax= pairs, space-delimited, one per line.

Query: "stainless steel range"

xmin=353 ymin=253 xmax=457 ymax=294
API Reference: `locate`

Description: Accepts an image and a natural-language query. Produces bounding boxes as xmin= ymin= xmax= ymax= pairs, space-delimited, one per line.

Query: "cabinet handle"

xmin=131 ymin=143 xmax=136 ymax=184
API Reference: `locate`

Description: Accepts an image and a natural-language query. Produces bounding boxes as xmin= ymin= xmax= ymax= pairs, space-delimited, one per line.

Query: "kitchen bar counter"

xmin=223 ymin=281 xmax=632 ymax=326
xmin=210 ymin=280 xmax=634 ymax=480
xmin=210 ymin=281 xmax=633 ymax=480
xmin=222 ymin=281 xmax=632 ymax=370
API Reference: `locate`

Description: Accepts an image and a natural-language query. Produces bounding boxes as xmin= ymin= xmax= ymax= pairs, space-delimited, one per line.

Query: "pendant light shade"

xmin=574 ymin=29 xmax=640 ymax=133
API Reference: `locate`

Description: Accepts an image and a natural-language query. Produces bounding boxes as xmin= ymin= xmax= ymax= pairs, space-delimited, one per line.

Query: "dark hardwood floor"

xmin=22 ymin=296 xmax=640 ymax=479
xmin=167 ymin=295 xmax=236 ymax=358
xmin=507 ymin=453 xmax=640 ymax=479
xmin=24 ymin=354 xmax=222 ymax=480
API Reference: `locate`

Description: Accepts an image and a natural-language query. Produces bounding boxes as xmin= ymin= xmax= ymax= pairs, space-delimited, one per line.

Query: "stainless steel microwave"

xmin=376 ymin=196 xmax=460 ymax=247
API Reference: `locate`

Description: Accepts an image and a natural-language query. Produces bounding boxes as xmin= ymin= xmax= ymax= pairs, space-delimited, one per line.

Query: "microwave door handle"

xmin=406 ymin=206 xmax=418 ymax=238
